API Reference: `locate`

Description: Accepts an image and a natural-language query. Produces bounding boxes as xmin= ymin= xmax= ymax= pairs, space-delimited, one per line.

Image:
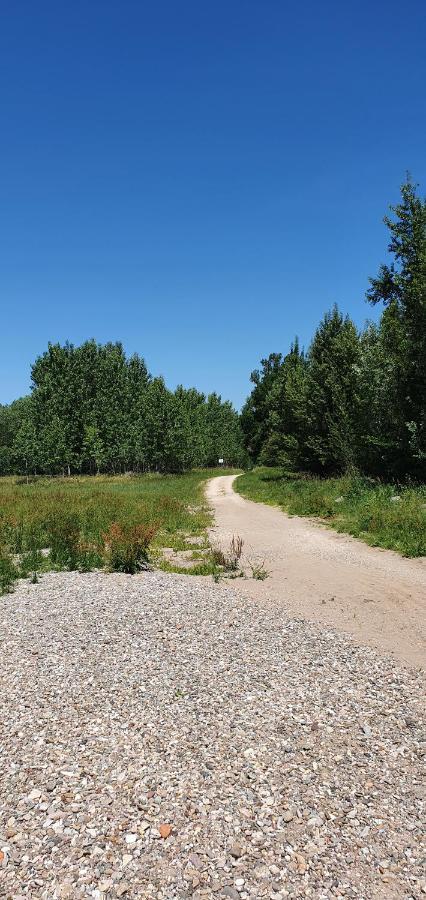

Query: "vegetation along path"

xmin=206 ymin=475 xmax=426 ymax=669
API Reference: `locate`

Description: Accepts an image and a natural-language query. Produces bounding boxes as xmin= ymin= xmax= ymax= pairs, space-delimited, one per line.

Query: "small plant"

xmin=30 ymin=571 xmax=39 ymax=584
xmin=212 ymin=535 xmax=244 ymax=573
xmin=228 ymin=534 xmax=244 ymax=570
xmin=103 ymin=522 xmax=157 ymax=573
xmin=211 ymin=547 xmax=227 ymax=568
xmin=249 ymin=559 xmax=270 ymax=580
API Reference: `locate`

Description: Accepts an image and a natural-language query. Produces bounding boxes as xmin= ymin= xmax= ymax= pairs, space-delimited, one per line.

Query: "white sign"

xmin=218 ymin=458 xmax=224 ymax=464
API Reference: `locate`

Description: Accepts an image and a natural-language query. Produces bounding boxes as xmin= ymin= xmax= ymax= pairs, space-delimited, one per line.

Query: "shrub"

xmin=103 ymin=522 xmax=157 ymax=573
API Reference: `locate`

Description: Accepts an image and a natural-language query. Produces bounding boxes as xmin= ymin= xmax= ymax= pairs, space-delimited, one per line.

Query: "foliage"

xmin=103 ymin=522 xmax=156 ymax=573
xmin=241 ymin=178 xmax=426 ymax=482
xmin=0 ymin=549 xmax=17 ymax=594
xmin=248 ymin=559 xmax=270 ymax=580
xmin=366 ymin=177 xmax=426 ymax=476
xmin=211 ymin=534 xmax=244 ymax=572
xmin=236 ymin=468 xmax=426 ymax=557
xmin=0 ymin=469 xmax=239 ymax=589
xmin=240 ymin=353 xmax=284 ymax=461
xmin=0 ymin=342 xmax=246 ymax=476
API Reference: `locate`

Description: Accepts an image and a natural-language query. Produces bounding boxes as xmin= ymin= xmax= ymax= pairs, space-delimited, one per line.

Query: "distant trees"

xmin=241 ymin=178 xmax=426 ymax=480
xmin=0 ymin=341 xmax=246 ymax=475
xmin=1 ymin=178 xmax=424 ymax=482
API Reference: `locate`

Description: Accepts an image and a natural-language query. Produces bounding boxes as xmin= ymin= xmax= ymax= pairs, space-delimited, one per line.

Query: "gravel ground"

xmin=0 ymin=571 xmax=425 ymax=900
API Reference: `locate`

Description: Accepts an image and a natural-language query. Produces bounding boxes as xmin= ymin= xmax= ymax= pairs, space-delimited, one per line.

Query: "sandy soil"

xmin=206 ymin=475 xmax=426 ymax=669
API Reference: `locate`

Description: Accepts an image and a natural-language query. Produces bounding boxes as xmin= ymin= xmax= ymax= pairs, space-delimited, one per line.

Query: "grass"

xmin=0 ymin=468 xmax=240 ymax=593
xmin=235 ymin=467 xmax=426 ymax=558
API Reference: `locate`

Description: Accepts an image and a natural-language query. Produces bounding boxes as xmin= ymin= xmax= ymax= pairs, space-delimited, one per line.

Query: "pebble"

xmin=0 ymin=570 xmax=424 ymax=899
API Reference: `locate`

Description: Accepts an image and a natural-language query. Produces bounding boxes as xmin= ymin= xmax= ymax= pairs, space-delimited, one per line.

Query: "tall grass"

xmin=0 ymin=468 xmax=238 ymax=593
xmin=236 ymin=468 xmax=426 ymax=557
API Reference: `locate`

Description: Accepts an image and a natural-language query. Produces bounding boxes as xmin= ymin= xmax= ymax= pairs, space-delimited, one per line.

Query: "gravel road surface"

xmin=1 ymin=571 xmax=425 ymax=899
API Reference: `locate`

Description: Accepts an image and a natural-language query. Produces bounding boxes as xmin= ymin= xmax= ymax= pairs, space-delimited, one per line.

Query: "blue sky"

xmin=1 ymin=0 xmax=425 ymax=409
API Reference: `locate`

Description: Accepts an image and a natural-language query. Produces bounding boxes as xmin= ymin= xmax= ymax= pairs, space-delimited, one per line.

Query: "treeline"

xmin=0 ymin=343 xmax=246 ymax=475
xmin=241 ymin=179 xmax=426 ymax=480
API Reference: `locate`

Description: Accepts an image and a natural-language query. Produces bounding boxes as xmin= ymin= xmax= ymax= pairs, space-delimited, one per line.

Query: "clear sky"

xmin=1 ymin=0 xmax=425 ymax=409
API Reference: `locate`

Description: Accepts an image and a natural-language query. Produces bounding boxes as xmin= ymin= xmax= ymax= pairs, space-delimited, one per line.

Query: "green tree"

xmin=259 ymin=340 xmax=309 ymax=469
xmin=13 ymin=414 xmax=39 ymax=478
xmin=0 ymin=398 xmax=32 ymax=475
xmin=240 ymin=353 xmax=283 ymax=460
xmin=366 ymin=177 xmax=426 ymax=476
xmin=304 ymin=306 xmax=361 ymax=474
xmin=81 ymin=424 xmax=106 ymax=474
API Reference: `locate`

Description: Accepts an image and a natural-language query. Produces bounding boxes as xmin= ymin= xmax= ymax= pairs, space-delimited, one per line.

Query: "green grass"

xmin=235 ymin=467 xmax=426 ymax=557
xmin=0 ymin=468 xmax=239 ymax=592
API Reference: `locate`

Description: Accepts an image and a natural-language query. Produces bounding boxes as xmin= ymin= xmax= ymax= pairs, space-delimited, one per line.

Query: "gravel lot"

xmin=1 ymin=571 xmax=425 ymax=899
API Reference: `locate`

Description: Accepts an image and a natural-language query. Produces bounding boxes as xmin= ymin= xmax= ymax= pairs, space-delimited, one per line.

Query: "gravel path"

xmin=206 ymin=476 xmax=426 ymax=669
xmin=1 ymin=571 xmax=425 ymax=900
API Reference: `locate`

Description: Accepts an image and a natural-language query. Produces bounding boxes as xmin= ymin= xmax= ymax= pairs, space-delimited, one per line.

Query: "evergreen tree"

xmin=259 ymin=340 xmax=309 ymax=469
xmin=240 ymin=353 xmax=283 ymax=459
xmin=304 ymin=307 xmax=360 ymax=473
xmin=366 ymin=177 xmax=426 ymax=476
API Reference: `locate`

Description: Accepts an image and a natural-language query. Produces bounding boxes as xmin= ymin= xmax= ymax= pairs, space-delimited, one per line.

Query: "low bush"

xmin=103 ymin=522 xmax=157 ymax=573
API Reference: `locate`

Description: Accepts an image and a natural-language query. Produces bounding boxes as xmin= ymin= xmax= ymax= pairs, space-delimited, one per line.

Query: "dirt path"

xmin=206 ymin=474 xmax=426 ymax=669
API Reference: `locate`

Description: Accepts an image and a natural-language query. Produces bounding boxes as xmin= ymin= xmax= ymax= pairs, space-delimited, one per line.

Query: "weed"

xmin=228 ymin=534 xmax=244 ymax=569
xmin=212 ymin=535 xmax=244 ymax=573
xmin=0 ymin=469 xmax=241 ymax=579
xmin=0 ymin=550 xmax=17 ymax=594
xmin=103 ymin=522 xmax=157 ymax=573
xmin=211 ymin=547 xmax=228 ymax=568
xmin=249 ymin=559 xmax=270 ymax=580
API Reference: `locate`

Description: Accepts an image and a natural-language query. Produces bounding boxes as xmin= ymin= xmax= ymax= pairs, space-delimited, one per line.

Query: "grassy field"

xmin=235 ymin=467 xmax=426 ymax=558
xmin=0 ymin=469 xmax=239 ymax=593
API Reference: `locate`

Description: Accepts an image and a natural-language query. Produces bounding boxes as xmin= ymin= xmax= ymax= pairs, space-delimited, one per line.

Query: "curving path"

xmin=206 ymin=474 xmax=426 ymax=668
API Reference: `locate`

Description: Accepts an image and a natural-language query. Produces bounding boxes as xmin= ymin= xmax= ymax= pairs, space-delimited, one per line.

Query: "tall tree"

xmin=259 ymin=340 xmax=309 ymax=469
xmin=240 ymin=353 xmax=283 ymax=459
xmin=366 ymin=177 xmax=426 ymax=476
xmin=304 ymin=307 xmax=360 ymax=474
